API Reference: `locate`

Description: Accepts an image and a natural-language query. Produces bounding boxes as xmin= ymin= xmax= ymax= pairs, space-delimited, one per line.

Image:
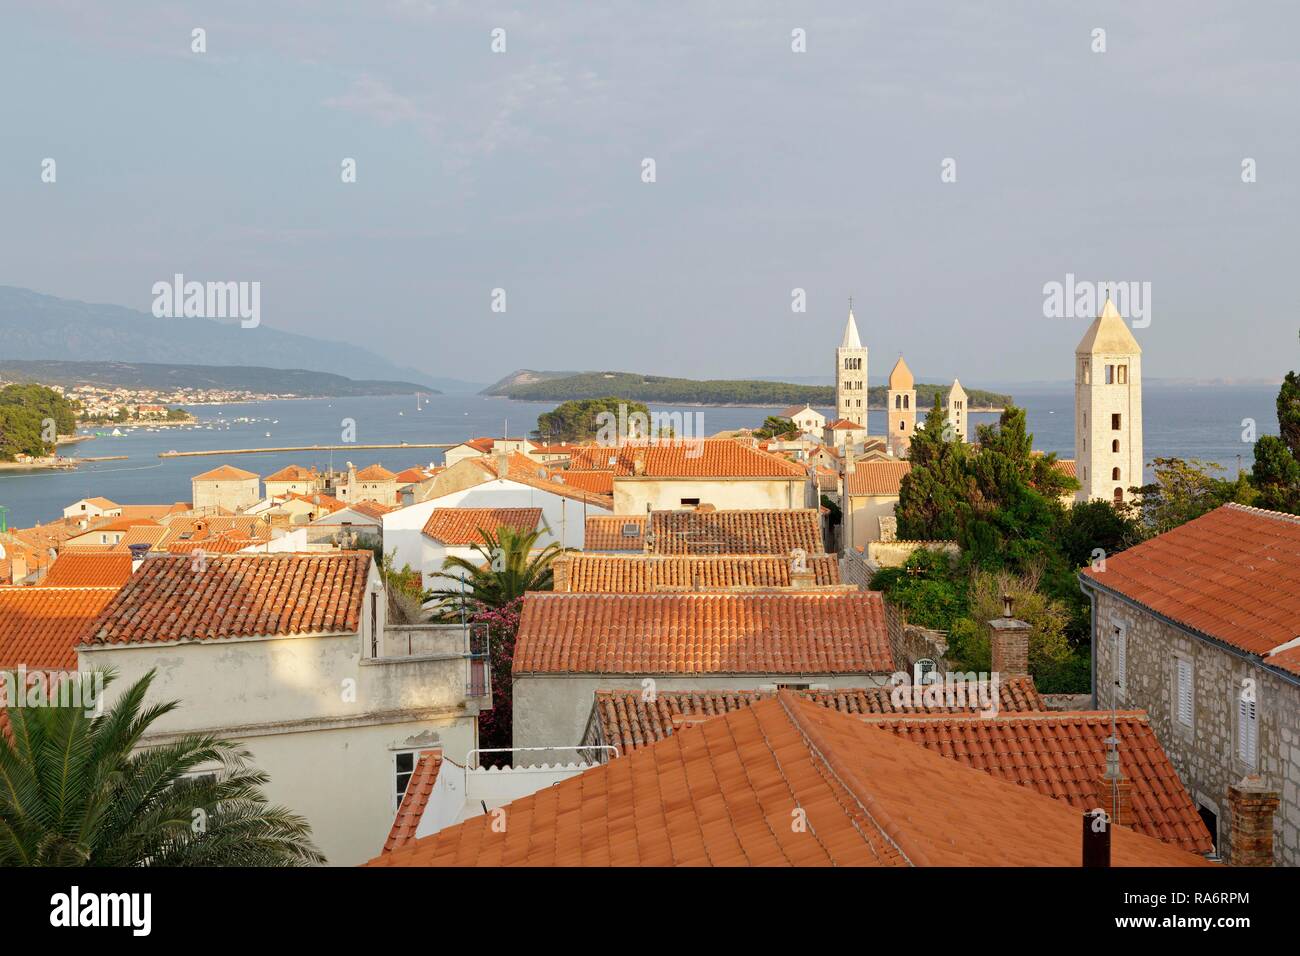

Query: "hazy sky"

xmin=2 ymin=1 xmax=1297 ymax=385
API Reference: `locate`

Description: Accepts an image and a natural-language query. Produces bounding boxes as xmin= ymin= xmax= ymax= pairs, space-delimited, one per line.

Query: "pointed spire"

xmin=841 ymin=302 xmax=862 ymax=349
xmin=888 ymin=355 xmax=914 ymax=390
xmin=1076 ymin=291 xmax=1141 ymax=355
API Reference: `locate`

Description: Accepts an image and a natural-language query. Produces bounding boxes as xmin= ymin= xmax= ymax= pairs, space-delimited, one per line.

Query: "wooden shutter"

xmin=1176 ymin=659 xmax=1194 ymax=726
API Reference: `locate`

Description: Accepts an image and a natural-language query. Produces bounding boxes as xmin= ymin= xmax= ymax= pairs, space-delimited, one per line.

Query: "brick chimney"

xmin=1226 ymin=775 xmax=1280 ymax=866
xmin=551 ymin=554 xmax=570 ymax=592
xmin=632 ymin=452 xmax=646 ymax=477
xmin=1094 ymin=774 xmax=1133 ymax=828
xmin=988 ymin=597 xmax=1030 ymax=678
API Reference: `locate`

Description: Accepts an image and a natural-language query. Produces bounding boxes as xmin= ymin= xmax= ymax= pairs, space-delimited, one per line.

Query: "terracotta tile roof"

xmin=861 ymin=711 xmax=1213 ymax=854
xmin=166 ymin=535 xmax=256 ymax=555
xmin=513 ymin=591 xmax=893 ymax=675
xmin=476 ymin=453 xmax=614 ymax=508
xmin=394 ymin=468 xmax=428 ymax=484
xmin=85 ymin=552 xmax=372 ymax=646
xmin=555 ymin=470 xmax=614 ymax=495
xmin=366 ymin=693 xmax=1210 ymax=867
xmin=0 ymin=587 xmax=120 ymax=669
xmin=265 ymin=465 xmax=318 ymax=482
xmin=383 ymin=750 xmax=443 ymax=853
xmin=106 ymin=525 xmax=172 ymax=552
xmin=568 ymin=439 xmax=806 ymax=478
xmin=77 ymin=516 xmax=160 ymax=534
xmin=353 ymin=464 xmax=396 ymax=481
xmin=584 ymin=516 xmax=646 ymax=551
xmin=591 ymin=679 xmax=1047 ymax=754
xmin=1054 ymin=459 xmax=1078 ymax=478
xmin=647 ymin=509 xmax=823 ymax=555
xmin=422 ymin=508 xmax=543 ymax=545
xmin=288 ymin=492 xmax=347 ymax=514
xmin=39 ymin=552 xmax=134 ymax=588
xmin=1267 ymin=644 xmax=1300 ymax=677
xmin=845 ymin=461 xmax=912 ymax=496
xmin=1080 ymin=503 xmax=1300 ymax=661
xmin=349 ymin=499 xmax=397 ymax=519
xmin=826 ymin=418 xmax=864 ymax=430
xmin=561 ymin=553 xmax=841 ymax=591
xmin=80 ymin=497 xmax=118 ymax=509
xmin=193 ymin=465 xmax=259 ymax=481
xmin=119 ymin=503 xmax=190 ymax=521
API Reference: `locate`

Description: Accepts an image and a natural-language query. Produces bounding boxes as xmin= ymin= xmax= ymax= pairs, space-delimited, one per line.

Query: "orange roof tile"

xmin=648 ymin=508 xmax=823 ymax=555
xmin=288 ymin=492 xmax=347 ymax=514
xmin=265 ymin=465 xmax=318 ymax=482
xmin=1080 ymin=504 xmax=1300 ymax=661
xmin=568 ymin=439 xmax=806 ymax=479
xmin=349 ymin=499 xmax=396 ymax=519
xmin=513 ymin=591 xmax=893 ymax=675
xmin=845 ymin=461 xmax=912 ymax=496
xmin=561 ymin=553 xmax=841 ymax=591
xmin=862 ymin=711 xmax=1213 ymax=855
xmin=38 ymin=552 xmax=134 ymax=588
xmin=366 ymin=694 xmax=1211 ymax=867
xmin=85 ymin=553 xmax=371 ymax=646
xmin=394 ymin=468 xmax=428 ymax=484
xmin=476 ymin=453 xmax=614 ymax=508
xmin=592 ymin=679 xmax=1048 ymax=754
xmin=584 ymin=515 xmax=646 ymax=551
xmin=826 ymin=418 xmax=865 ymax=429
xmin=353 ymin=464 xmax=396 ymax=481
xmin=383 ymin=750 xmax=443 ymax=853
xmin=193 ymin=465 xmax=259 ymax=481
xmin=554 ymin=470 xmax=613 ymax=495
xmin=422 ymin=508 xmax=543 ymax=545
xmin=0 ymin=587 xmax=120 ymax=669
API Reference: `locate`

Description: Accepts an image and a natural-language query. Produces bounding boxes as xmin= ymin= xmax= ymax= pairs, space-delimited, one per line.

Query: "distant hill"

xmin=0 ymin=286 xmax=476 ymax=389
xmin=485 ymin=369 xmax=1011 ymax=409
xmin=0 ymin=360 xmax=435 ymax=398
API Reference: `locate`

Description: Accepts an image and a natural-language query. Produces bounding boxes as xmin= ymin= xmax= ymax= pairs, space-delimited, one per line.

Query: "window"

xmin=1117 ymin=365 xmax=1128 ymax=384
xmin=680 ymin=497 xmax=700 ymax=508
xmin=903 ymin=395 xmax=909 ymax=409
xmin=394 ymin=751 xmax=418 ymax=808
xmin=1112 ymin=439 xmax=1120 ymax=453
xmin=1113 ymin=487 xmax=1123 ymax=504
xmin=1111 ymin=467 xmax=1120 ymax=481
xmin=1105 ymin=365 xmax=1114 ymax=384
xmin=1112 ymin=623 xmax=1126 ymax=697
xmin=894 ymin=395 xmax=901 ymax=409
xmin=1111 ymin=413 xmax=1122 ymax=430
xmin=1237 ymin=690 xmax=1258 ymax=768
xmin=1082 ymin=360 xmax=1091 ymax=385
xmin=1176 ymin=658 xmax=1194 ymax=727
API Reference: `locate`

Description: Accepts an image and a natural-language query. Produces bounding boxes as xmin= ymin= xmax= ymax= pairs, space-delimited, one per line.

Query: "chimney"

xmin=1094 ymin=773 xmax=1133 ymax=828
xmin=844 ymin=456 xmax=856 ymax=475
xmin=790 ymin=567 xmax=816 ymax=589
xmin=632 ymin=452 xmax=646 ymax=477
xmin=551 ymin=554 xmax=570 ymax=593
xmin=127 ymin=542 xmax=150 ymax=574
xmin=988 ymin=597 xmax=1030 ymax=678
xmin=1082 ymin=808 xmax=1111 ymax=867
xmin=1226 ymin=775 xmax=1280 ymax=866
xmin=494 ymin=447 xmax=510 ymax=478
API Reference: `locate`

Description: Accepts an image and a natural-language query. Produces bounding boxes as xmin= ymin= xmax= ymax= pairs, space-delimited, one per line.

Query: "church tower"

xmin=835 ymin=305 xmax=868 ymax=428
xmin=1074 ymin=296 xmax=1143 ymax=504
xmin=886 ymin=355 xmax=916 ymax=457
xmin=945 ymin=378 xmax=968 ymax=443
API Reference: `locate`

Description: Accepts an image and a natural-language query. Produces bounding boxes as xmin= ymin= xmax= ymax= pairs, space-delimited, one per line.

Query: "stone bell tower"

xmin=1074 ymin=296 xmax=1143 ymax=503
xmin=835 ymin=304 xmax=868 ymax=429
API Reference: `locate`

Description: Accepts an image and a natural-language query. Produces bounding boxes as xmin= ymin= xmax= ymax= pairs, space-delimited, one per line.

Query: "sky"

xmin=1 ymin=1 xmax=1297 ymax=386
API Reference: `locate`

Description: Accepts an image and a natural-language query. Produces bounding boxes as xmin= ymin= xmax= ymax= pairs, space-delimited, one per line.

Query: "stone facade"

xmin=1074 ymin=298 xmax=1143 ymax=503
xmin=836 ymin=308 xmax=868 ymax=428
xmin=1091 ymin=589 xmax=1299 ymax=864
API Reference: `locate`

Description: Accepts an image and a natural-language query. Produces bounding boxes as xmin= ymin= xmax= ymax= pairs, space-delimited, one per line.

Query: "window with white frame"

xmin=1176 ymin=658 xmax=1194 ymax=727
xmin=1111 ymin=622 xmax=1126 ymax=697
xmin=394 ymin=750 xmax=419 ymax=809
xmin=1237 ymin=683 xmax=1259 ymax=768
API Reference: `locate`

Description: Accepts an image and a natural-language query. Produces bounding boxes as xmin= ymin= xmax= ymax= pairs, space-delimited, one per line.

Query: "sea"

xmin=0 ymin=384 xmax=1281 ymax=528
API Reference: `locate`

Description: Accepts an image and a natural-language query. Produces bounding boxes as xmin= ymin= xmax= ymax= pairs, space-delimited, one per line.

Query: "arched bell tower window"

xmin=1111 ymin=467 xmax=1120 ymax=481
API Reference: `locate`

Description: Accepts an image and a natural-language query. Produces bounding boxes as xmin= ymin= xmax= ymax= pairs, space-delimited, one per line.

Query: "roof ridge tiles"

xmin=774 ymin=691 xmax=928 ymax=867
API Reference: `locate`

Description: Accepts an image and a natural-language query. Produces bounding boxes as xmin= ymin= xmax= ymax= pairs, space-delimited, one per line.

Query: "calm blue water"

xmin=0 ymin=386 xmax=1280 ymax=528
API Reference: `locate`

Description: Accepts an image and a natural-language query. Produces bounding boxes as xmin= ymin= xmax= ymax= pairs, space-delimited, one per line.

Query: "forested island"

xmin=0 ymin=383 xmax=78 ymax=461
xmin=489 ymin=369 xmax=1010 ymax=409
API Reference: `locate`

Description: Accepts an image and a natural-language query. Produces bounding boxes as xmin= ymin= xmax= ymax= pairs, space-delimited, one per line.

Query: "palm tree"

xmin=426 ymin=525 xmax=564 ymax=613
xmin=0 ymin=669 xmax=325 ymax=866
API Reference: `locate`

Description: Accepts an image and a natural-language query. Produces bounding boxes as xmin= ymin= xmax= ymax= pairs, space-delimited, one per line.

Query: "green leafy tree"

xmin=0 ymin=383 xmax=77 ymax=459
xmin=1277 ymin=365 xmax=1300 ymax=458
xmin=1131 ymin=457 xmax=1252 ymax=536
xmin=427 ymin=525 xmax=563 ymax=613
xmin=0 ymin=669 xmax=324 ymax=866
xmin=1250 ymin=435 xmax=1300 ymax=513
xmin=534 ymin=397 xmax=652 ymax=443
xmin=753 ymin=416 xmax=796 ymax=439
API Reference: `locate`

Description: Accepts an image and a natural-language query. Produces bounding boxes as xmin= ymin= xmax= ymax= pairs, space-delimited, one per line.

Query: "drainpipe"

xmin=1083 ymin=576 xmax=1098 ymax=709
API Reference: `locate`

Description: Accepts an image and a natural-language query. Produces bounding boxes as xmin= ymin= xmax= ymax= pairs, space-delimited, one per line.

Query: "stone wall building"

xmin=886 ymin=356 xmax=916 ymax=458
xmin=835 ymin=306 xmax=868 ymax=428
xmin=1080 ymin=503 xmax=1299 ymax=865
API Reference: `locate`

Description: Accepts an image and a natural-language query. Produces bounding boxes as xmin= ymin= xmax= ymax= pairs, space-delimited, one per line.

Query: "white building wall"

xmin=612 ymin=478 xmax=809 ymax=515
xmin=1076 ymin=352 xmax=1144 ymax=502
